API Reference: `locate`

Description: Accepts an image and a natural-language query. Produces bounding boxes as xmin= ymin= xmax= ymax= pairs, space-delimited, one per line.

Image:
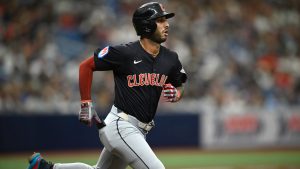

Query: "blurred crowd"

xmin=0 ymin=0 xmax=300 ymax=114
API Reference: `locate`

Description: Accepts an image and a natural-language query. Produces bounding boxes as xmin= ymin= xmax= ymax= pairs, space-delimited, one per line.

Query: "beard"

xmin=148 ymin=30 xmax=167 ymax=44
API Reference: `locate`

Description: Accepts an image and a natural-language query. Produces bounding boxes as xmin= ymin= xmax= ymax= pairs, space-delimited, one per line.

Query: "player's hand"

xmin=162 ymin=83 xmax=181 ymax=102
xmin=79 ymin=100 xmax=106 ymax=128
xmin=79 ymin=100 xmax=94 ymax=126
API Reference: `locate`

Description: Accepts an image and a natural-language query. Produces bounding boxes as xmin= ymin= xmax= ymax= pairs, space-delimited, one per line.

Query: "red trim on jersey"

xmin=79 ymin=56 xmax=95 ymax=101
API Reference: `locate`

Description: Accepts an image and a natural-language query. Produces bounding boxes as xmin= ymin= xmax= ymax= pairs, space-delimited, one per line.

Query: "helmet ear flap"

xmin=140 ymin=19 xmax=157 ymax=35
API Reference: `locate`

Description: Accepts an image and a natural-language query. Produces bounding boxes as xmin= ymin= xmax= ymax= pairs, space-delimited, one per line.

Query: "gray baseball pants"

xmin=54 ymin=105 xmax=164 ymax=169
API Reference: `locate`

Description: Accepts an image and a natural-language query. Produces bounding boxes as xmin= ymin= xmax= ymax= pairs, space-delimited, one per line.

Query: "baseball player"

xmin=27 ymin=2 xmax=187 ymax=169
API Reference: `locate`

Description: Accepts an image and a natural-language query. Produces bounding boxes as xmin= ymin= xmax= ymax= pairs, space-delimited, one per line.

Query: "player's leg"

xmin=27 ymin=153 xmax=53 ymax=169
xmin=119 ymin=121 xmax=164 ymax=169
xmin=54 ymin=163 xmax=93 ymax=169
xmin=103 ymin=118 xmax=164 ymax=169
xmin=94 ymin=147 xmax=127 ymax=169
xmin=27 ymin=152 xmax=94 ymax=169
xmin=93 ymin=113 xmax=128 ymax=169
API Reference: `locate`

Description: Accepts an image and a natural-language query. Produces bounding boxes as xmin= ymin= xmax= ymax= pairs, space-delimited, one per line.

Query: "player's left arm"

xmin=176 ymin=84 xmax=185 ymax=101
xmin=162 ymin=83 xmax=185 ymax=102
xmin=163 ymin=53 xmax=187 ymax=102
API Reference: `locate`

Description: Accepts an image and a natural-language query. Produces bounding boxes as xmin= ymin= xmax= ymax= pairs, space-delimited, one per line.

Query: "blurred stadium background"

xmin=1 ymin=0 xmax=300 ymax=168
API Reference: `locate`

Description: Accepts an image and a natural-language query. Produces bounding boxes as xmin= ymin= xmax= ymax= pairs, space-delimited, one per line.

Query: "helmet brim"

xmin=149 ymin=12 xmax=175 ymax=20
xmin=164 ymin=12 xmax=175 ymax=19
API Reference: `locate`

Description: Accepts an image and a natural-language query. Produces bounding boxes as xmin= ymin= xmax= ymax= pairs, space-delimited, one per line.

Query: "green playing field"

xmin=1 ymin=149 xmax=300 ymax=169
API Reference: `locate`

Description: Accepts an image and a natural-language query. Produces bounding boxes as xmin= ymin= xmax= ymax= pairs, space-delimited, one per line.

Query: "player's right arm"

xmin=78 ymin=45 xmax=126 ymax=127
xmin=78 ymin=56 xmax=106 ymax=128
xmin=79 ymin=45 xmax=124 ymax=101
xmin=79 ymin=56 xmax=95 ymax=102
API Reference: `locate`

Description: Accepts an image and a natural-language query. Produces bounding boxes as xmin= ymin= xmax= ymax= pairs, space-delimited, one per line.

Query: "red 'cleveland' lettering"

xmin=139 ymin=74 xmax=145 ymax=86
xmin=151 ymin=73 xmax=156 ymax=86
xmin=127 ymin=73 xmax=168 ymax=87
xmin=127 ymin=75 xmax=133 ymax=87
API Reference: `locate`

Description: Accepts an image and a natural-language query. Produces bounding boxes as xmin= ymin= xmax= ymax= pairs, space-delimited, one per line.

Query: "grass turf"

xmin=1 ymin=149 xmax=300 ymax=169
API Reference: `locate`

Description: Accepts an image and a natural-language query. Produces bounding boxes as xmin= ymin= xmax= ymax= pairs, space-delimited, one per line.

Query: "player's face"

xmin=150 ymin=17 xmax=169 ymax=43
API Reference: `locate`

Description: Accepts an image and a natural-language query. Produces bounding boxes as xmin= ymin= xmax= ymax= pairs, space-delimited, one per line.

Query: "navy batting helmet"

xmin=132 ymin=2 xmax=175 ymax=36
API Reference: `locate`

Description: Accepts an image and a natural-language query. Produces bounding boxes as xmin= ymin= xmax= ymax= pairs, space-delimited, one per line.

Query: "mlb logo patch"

xmin=98 ymin=46 xmax=109 ymax=58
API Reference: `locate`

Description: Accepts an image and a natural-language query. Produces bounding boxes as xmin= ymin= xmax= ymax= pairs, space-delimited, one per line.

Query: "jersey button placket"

xmin=152 ymin=59 xmax=156 ymax=73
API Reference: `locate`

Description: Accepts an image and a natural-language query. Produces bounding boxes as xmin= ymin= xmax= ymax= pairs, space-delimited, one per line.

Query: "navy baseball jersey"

xmin=94 ymin=41 xmax=187 ymax=123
